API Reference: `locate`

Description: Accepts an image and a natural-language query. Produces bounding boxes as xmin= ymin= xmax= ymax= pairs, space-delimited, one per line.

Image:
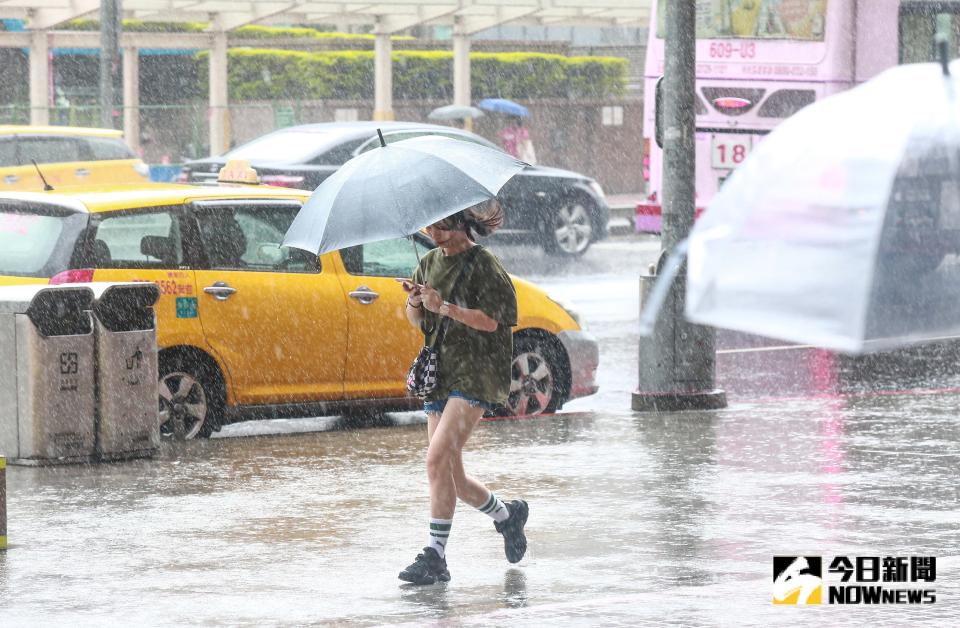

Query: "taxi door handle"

xmin=204 ymin=281 xmax=237 ymax=301
xmin=4 ymin=174 xmax=18 ymax=185
xmin=75 ymin=168 xmax=91 ymax=177
xmin=348 ymin=285 xmax=379 ymax=304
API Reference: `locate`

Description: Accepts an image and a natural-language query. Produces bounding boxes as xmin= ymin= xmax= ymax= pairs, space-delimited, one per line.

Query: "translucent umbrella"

xmin=282 ymin=132 xmax=526 ymax=255
xmin=682 ymin=60 xmax=960 ymax=353
xmin=428 ymin=105 xmax=485 ymax=120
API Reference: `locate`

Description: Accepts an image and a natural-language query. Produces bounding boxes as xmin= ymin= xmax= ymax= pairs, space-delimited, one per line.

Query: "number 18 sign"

xmin=711 ymin=134 xmax=752 ymax=170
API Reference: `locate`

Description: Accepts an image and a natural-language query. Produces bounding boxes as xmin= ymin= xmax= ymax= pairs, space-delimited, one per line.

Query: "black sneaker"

xmin=494 ymin=500 xmax=528 ymax=563
xmin=398 ymin=547 xmax=451 ymax=585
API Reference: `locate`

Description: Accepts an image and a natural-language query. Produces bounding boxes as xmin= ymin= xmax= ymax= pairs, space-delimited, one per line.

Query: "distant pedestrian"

xmin=397 ymin=200 xmax=528 ymax=586
xmin=498 ymin=116 xmax=537 ymax=165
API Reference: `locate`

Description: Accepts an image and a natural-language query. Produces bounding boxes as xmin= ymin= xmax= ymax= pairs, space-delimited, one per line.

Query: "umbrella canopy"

xmin=684 ymin=60 xmax=960 ymax=353
xmin=282 ymin=133 xmax=526 ymax=255
xmin=478 ymin=98 xmax=529 ymax=117
xmin=428 ymin=104 xmax=485 ymax=120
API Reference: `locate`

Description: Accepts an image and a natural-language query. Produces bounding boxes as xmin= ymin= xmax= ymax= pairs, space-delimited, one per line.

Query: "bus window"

xmin=657 ymin=0 xmax=828 ymax=41
xmin=900 ymin=2 xmax=960 ymax=64
xmin=757 ymin=89 xmax=816 ymax=118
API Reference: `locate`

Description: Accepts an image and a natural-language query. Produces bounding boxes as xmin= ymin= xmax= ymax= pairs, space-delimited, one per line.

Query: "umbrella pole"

xmin=409 ymin=236 xmax=421 ymax=265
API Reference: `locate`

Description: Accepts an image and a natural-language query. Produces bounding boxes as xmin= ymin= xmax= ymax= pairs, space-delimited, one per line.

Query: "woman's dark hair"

xmin=436 ymin=199 xmax=504 ymax=239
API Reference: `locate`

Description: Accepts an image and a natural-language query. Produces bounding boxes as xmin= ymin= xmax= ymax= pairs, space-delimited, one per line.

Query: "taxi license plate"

xmin=711 ymin=135 xmax=751 ymax=169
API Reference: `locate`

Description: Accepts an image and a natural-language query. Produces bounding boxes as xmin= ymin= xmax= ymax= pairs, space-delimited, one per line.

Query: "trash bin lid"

xmin=90 ymin=282 xmax=161 ymax=332
xmin=0 ymin=284 xmax=94 ymax=315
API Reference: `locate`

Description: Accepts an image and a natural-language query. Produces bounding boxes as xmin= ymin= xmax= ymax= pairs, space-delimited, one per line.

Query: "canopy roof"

xmin=0 ymin=1 xmax=651 ymax=32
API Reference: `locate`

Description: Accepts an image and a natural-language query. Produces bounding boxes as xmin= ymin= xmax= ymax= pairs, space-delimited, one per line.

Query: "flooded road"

xmin=2 ymin=235 xmax=959 ymax=625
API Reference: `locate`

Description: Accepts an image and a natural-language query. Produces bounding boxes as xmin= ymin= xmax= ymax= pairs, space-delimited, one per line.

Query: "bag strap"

xmin=430 ymin=245 xmax=482 ymax=349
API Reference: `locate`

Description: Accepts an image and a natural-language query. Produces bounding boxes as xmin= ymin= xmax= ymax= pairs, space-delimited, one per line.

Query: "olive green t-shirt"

xmin=412 ymin=245 xmax=518 ymax=405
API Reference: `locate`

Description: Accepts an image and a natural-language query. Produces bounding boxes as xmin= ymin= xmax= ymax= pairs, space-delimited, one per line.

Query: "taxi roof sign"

xmin=217 ymin=160 xmax=260 ymax=185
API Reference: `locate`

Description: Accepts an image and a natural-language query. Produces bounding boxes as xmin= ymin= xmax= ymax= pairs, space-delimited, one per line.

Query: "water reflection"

xmin=502 ymin=568 xmax=528 ymax=609
xmin=633 ymin=412 xmax=718 ymax=586
xmin=399 ymin=581 xmax=450 ymax=614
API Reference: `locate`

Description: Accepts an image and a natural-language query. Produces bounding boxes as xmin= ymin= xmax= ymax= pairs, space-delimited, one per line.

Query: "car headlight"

xmin=587 ymin=180 xmax=605 ymax=199
xmin=548 ymin=296 xmax=585 ymax=329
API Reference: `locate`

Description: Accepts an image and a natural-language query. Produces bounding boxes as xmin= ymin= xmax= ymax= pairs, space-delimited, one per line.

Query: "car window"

xmin=355 ymin=131 xmax=500 ymax=155
xmin=310 ymin=138 xmax=367 ymax=165
xmin=226 ymin=129 xmax=359 ymax=163
xmin=0 ymin=206 xmax=87 ymax=276
xmin=85 ymin=137 xmax=135 ymax=161
xmin=93 ymin=209 xmax=185 ymax=268
xmin=355 ymin=131 xmax=423 ymax=155
xmin=0 ymin=138 xmax=15 ymax=167
xmin=16 ymin=136 xmax=83 ymax=165
xmin=341 ymin=237 xmax=432 ymax=277
xmin=194 ymin=205 xmax=319 ymax=273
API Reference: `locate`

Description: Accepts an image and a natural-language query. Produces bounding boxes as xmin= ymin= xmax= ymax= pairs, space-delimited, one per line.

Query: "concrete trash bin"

xmin=0 ymin=285 xmax=96 ymax=465
xmin=90 ymin=283 xmax=161 ymax=461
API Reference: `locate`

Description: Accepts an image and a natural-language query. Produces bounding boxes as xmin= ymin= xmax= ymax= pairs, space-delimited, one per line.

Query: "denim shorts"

xmin=423 ymin=390 xmax=495 ymax=415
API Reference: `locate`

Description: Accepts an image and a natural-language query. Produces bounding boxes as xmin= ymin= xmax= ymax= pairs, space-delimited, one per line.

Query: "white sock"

xmin=477 ymin=492 xmax=510 ymax=523
xmin=428 ymin=518 xmax=452 ymax=558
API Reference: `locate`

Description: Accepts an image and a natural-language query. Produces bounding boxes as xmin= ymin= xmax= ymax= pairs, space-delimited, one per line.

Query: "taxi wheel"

xmin=503 ymin=335 xmax=567 ymax=417
xmin=158 ymin=354 xmax=224 ymax=440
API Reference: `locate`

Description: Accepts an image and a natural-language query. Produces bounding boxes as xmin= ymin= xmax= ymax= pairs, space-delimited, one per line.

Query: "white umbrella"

xmin=681 ymin=60 xmax=960 ymax=353
xmin=428 ymin=105 xmax=485 ymax=121
xmin=282 ymin=132 xmax=525 ymax=255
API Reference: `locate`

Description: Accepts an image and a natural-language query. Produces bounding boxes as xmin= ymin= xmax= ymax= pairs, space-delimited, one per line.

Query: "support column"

xmin=633 ymin=0 xmax=725 ymax=412
xmin=99 ymin=0 xmax=121 ymax=128
xmin=123 ymin=46 xmax=140 ymax=154
xmin=208 ymin=31 xmax=230 ymax=156
xmin=373 ymin=31 xmax=394 ymax=121
xmin=453 ymin=30 xmax=472 ymax=130
xmin=29 ymin=30 xmax=50 ymax=126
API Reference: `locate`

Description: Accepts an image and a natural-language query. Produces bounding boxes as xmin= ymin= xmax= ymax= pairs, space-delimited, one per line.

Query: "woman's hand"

xmin=397 ymin=279 xmax=424 ymax=307
xmin=420 ymin=284 xmax=443 ymax=313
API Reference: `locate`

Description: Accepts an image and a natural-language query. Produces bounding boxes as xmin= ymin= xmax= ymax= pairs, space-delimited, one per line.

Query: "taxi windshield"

xmin=0 ymin=206 xmax=86 ymax=277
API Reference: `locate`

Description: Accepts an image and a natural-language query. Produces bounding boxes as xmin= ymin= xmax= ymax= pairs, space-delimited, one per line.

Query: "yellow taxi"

xmin=0 ymin=169 xmax=598 ymax=438
xmin=0 ymin=125 xmax=150 ymax=191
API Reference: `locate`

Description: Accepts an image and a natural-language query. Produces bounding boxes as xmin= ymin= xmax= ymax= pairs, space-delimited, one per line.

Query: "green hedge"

xmin=199 ymin=48 xmax=626 ymax=101
xmin=64 ymin=19 xmax=208 ymax=32
xmin=232 ymin=25 xmax=413 ymax=41
xmin=63 ymin=20 xmax=412 ymax=40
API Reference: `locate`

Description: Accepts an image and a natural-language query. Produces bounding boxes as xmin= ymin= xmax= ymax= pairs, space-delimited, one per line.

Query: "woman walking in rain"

xmin=397 ymin=201 xmax=528 ymax=586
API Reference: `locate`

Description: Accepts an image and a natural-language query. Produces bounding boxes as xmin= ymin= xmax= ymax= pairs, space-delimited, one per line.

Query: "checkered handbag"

xmin=406 ymin=246 xmax=481 ymax=400
xmin=406 ymin=345 xmax=439 ymax=400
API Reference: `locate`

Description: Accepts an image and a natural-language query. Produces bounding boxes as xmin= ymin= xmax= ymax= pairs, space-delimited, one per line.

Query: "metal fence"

xmin=2 ymin=98 xmax=645 ymax=194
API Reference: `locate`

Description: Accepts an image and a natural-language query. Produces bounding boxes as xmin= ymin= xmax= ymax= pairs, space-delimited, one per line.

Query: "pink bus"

xmin=638 ymin=0 xmax=957 ymax=232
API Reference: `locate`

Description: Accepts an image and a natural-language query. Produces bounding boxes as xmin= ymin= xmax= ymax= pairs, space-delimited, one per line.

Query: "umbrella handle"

xmin=409 ymin=235 xmax=421 ymax=265
xmin=939 ymin=35 xmax=950 ymax=76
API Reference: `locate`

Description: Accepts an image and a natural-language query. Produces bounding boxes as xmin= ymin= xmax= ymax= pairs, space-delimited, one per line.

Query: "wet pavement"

xmin=2 ymin=235 xmax=959 ymax=625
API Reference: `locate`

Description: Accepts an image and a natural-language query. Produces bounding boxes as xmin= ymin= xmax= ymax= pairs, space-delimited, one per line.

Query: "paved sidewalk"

xmin=2 ymin=375 xmax=958 ymax=625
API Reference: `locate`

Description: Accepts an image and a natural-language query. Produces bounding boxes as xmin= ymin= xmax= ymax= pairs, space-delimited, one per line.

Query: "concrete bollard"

xmin=1 ymin=455 xmax=6 ymax=549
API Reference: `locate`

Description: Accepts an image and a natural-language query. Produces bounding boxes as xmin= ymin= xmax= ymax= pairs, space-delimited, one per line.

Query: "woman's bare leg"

xmin=428 ymin=409 xmax=489 ymax=508
xmin=426 ymin=398 xmax=485 ymax=518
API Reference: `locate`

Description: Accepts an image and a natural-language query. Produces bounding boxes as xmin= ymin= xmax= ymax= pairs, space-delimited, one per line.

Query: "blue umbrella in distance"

xmin=478 ymin=98 xmax=530 ymax=117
